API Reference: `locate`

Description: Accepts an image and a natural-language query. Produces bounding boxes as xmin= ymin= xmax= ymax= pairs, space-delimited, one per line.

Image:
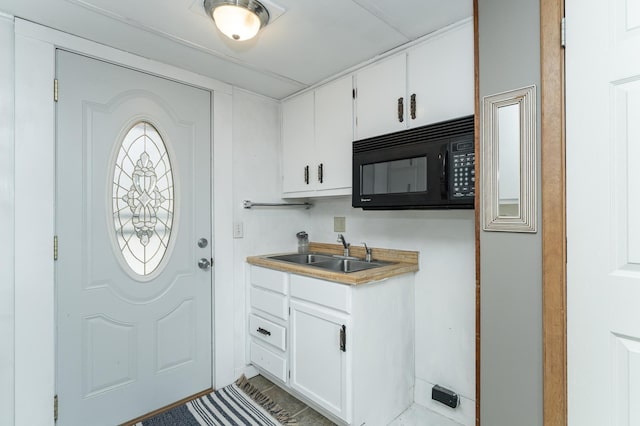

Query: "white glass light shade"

xmin=213 ymin=4 xmax=262 ymax=41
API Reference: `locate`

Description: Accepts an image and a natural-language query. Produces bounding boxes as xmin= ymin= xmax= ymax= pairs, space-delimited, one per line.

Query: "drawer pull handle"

xmin=257 ymin=327 xmax=271 ymax=336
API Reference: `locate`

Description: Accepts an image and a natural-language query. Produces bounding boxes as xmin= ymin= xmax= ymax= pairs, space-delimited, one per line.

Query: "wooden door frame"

xmin=473 ymin=2 xmax=481 ymax=425
xmin=540 ymin=0 xmax=566 ymax=424
xmin=473 ymin=0 xmax=566 ymax=424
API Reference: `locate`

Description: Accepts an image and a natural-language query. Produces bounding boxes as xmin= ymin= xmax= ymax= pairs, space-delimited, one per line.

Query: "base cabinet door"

xmin=289 ymin=300 xmax=351 ymax=422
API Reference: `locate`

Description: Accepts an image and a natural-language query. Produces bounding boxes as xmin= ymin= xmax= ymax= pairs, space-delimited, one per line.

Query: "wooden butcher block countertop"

xmin=246 ymin=242 xmax=419 ymax=286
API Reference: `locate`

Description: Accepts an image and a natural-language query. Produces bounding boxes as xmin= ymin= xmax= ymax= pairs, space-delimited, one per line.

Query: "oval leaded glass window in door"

xmin=112 ymin=121 xmax=174 ymax=276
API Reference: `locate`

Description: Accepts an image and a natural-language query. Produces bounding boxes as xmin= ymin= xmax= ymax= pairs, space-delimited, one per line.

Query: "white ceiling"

xmin=0 ymin=0 xmax=472 ymax=99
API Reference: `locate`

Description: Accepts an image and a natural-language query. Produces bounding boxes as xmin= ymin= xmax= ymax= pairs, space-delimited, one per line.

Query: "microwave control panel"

xmin=450 ymin=140 xmax=475 ymax=198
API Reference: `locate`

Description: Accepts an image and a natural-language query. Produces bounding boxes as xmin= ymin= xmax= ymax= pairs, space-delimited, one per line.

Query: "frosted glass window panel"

xmin=112 ymin=122 xmax=174 ymax=276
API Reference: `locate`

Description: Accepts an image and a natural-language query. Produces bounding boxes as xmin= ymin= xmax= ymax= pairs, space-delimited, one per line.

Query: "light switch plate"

xmin=233 ymin=222 xmax=244 ymax=238
xmin=333 ymin=216 xmax=346 ymax=233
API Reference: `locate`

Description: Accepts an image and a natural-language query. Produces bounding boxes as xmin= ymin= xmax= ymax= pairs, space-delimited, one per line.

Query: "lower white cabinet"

xmin=290 ymin=300 xmax=350 ymax=420
xmin=248 ymin=265 xmax=415 ymax=426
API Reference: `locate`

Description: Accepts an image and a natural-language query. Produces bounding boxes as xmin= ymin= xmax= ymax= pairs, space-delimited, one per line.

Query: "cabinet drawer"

xmin=250 ymin=265 xmax=288 ymax=295
xmin=250 ymin=341 xmax=287 ymax=383
xmin=251 ymin=286 xmax=288 ymax=320
xmin=249 ymin=314 xmax=286 ymax=351
xmin=290 ymin=275 xmax=351 ymax=313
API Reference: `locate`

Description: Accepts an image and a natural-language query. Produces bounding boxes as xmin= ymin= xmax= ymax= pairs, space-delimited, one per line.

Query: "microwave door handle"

xmin=439 ymin=151 xmax=448 ymax=199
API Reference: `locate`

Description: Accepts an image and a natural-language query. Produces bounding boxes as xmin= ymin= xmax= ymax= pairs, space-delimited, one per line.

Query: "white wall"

xmin=230 ymin=88 xmax=311 ymax=376
xmin=305 ymin=198 xmax=476 ymax=426
xmin=0 ymin=13 xmax=15 ymax=426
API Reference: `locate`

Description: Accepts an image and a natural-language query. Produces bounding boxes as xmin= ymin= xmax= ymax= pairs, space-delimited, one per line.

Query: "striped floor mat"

xmin=137 ymin=377 xmax=297 ymax=426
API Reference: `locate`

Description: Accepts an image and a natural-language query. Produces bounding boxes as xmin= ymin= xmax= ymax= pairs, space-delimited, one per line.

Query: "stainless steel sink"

xmin=311 ymin=258 xmax=390 ymax=273
xmin=267 ymin=252 xmax=391 ymax=273
xmin=267 ymin=253 xmax=335 ymax=264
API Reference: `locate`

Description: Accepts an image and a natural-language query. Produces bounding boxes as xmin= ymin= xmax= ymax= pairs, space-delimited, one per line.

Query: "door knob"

xmin=197 ymin=238 xmax=208 ymax=248
xmin=198 ymin=258 xmax=211 ymax=271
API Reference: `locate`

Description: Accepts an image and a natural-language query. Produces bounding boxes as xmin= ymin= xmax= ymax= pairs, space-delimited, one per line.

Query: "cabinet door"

xmin=282 ymin=91 xmax=315 ymax=193
xmin=407 ymin=21 xmax=474 ymax=127
xmin=315 ymin=75 xmax=353 ymax=193
xmin=355 ymin=54 xmax=407 ymax=140
xmin=290 ymin=300 xmax=350 ymax=422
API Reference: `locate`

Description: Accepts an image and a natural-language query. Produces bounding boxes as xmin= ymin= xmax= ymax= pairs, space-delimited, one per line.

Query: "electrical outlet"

xmin=233 ymin=222 xmax=244 ymax=239
xmin=334 ymin=216 xmax=346 ymax=233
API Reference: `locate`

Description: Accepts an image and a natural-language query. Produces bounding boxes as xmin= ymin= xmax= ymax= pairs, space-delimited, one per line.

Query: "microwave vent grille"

xmin=353 ymin=115 xmax=474 ymax=153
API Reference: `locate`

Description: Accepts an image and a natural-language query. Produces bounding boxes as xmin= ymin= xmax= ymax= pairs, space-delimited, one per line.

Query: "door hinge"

xmin=54 ymin=235 xmax=58 ymax=261
xmin=288 ymin=370 xmax=291 ymax=379
xmin=561 ymin=17 xmax=566 ymax=48
xmin=288 ymin=307 xmax=291 ymax=316
xmin=54 ymin=79 xmax=59 ymax=102
xmin=340 ymin=324 xmax=346 ymax=352
xmin=54 ymin=394 xmax=58 ymax=421
xmin=352 ymin=88 xmax=356 ymax=99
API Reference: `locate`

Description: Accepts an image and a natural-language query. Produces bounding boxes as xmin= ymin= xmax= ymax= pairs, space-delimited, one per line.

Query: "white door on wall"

xmin=567 ymin=0 xmax=640 ymax=424
xmin=55 ymin=50 xmax=213 ymax=426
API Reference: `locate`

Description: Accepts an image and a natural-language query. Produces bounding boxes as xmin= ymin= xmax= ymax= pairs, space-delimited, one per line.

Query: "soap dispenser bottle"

xmin=296 ymin=231 xmax=309 ymax=254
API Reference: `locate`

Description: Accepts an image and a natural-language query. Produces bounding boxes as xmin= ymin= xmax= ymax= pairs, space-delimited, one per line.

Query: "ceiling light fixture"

xmin=204 ymin=0 xmax=270 ymax=41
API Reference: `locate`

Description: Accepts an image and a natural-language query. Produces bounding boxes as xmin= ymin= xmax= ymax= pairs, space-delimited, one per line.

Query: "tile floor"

xmin=246 ymin=375 xmax=464 ymax=426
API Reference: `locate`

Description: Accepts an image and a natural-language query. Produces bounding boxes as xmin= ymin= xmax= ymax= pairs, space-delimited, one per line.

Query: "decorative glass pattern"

xmin=113 ymin=122 xmax=174 ymax=276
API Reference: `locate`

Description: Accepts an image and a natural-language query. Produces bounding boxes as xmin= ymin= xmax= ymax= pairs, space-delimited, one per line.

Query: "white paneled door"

xmin=567 ymin=0 xmax=640 ymax=424
xmin=55 ymin=50 xmax=212 ymax=426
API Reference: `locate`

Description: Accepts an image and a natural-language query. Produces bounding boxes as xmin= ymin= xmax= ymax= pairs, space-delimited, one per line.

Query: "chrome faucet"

xmin=361 ymin=242 xmax=372 ymax=262
xmin=337 ymin=234 xmax=350 ymax=257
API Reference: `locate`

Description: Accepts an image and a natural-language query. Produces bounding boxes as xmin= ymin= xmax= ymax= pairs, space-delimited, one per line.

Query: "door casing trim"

xmin=540 ymin=0 xmax=567 ymax=424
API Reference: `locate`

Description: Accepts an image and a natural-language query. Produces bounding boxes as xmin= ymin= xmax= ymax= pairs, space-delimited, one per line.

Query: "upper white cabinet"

xmin=354 ymin=54 xmax=407 ymax=140
xmin=282 ymin=91 xmax=315 ymax=194
xmin=315 ymin=76 xmax=354 ymax=194
xmin=355 ymin=20 xmax=474 ymax=140
xmin=281 ymin=19 xmax=473 ymax=197
xmin=282 ymin=76 xmax=353 ymax=197
xmin=407 ymin=20 xmax=474 ymax=128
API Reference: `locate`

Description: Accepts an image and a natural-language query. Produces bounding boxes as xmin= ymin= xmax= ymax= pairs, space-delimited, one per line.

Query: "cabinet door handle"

xmin=410 ymin=93 xmax=417 ymax=120
xmin=318 ymin=163 xmax=324 ymax=184
xmin=339 ymin=324 xmax=346 ymax=352
xmin=257 ymin=327 xmax=271 ymax=336
xmin=397 ymin=97 xmax=404 ymax=123
xmin=304 ymin=165 xmax=309 ymax=185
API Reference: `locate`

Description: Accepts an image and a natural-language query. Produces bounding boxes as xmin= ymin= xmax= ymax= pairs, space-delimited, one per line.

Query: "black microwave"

xmin=352 ymin=115 xmax=475 ymax=210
